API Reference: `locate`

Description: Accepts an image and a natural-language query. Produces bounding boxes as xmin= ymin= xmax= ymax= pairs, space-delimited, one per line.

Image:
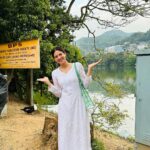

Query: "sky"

xmin=65 ymin=0 xmax=150 ymax=40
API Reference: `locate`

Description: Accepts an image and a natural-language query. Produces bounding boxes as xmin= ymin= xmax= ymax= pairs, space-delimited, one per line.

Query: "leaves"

xmin=92 ymin=98 xmax=128 ymax=130
xmin=0 ymin=0 xmax=83 ymax=102
xmin=104 ymin=82 xmax=125 ymax=98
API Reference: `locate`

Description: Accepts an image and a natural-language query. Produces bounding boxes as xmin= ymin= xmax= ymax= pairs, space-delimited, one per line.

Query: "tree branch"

xmin=66 ymin=0 xmax=76 ymax=14
xmin=83 ymin=22 xmax=97 ymax=50
xmin=66 ymin=0 xmax=150 ymax=40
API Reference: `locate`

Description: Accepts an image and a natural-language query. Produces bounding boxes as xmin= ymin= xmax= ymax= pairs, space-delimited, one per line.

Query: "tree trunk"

xmin=42 ymin=114 xmax=93 ymax=149
xmin=42 ymin=115 xmax=58 ymax=150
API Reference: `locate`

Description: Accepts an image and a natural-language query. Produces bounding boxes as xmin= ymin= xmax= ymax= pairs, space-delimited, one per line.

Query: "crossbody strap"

xmin=74 ymin=63 xmax=94 ymax=109
xmin=74 ymin=63 xmax=85 ymax=89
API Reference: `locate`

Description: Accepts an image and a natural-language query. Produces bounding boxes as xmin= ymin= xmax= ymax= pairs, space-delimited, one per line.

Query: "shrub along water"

xmin=92 ymin=138 xmax=105 ymax=150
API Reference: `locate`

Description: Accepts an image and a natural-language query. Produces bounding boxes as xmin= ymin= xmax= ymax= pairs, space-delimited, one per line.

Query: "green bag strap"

xmin=74 ymin=63 xmax=85 ymax=89
xmin=74 ymin=63 xmax=94 ymax=109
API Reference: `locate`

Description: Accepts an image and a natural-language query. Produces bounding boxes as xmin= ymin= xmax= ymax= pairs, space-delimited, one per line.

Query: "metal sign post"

xmin=26 ymin=69 xmax=33 ymax=105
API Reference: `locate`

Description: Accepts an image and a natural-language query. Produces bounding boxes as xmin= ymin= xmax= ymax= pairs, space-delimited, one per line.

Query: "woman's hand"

xmin=37 ymin=77 xmax=51 ymax=87
xmin=88 ymin=59 xmax=102 ymax=69
xmin=87 ymin=59 xmax=102 ymax=76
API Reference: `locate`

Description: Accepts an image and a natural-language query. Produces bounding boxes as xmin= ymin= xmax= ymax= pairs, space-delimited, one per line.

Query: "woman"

xmin=37 ymin=47 xmax=101 ymax=150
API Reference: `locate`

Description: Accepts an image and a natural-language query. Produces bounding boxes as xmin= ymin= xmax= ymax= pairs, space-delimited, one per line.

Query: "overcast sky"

xmin=65 ymin=0 xmax=150 ymax=40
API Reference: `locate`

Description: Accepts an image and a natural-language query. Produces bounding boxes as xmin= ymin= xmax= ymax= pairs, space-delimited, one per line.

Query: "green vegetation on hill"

xmin=95 ymin=30 xmax=132 ymax=48
xmin=117 ymin=29 xmax=150 ymax=44
xmin=76 ymin=30 xmax=132 ymax=54
xmin=76 ymin=29 xmax=150 ymax=55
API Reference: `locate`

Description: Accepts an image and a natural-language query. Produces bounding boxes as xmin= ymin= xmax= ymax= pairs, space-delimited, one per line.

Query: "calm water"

xmin=89 ymin=67 xmax=136 ymax=94
xmin=90 ymin=67 xmax=136 ymax=138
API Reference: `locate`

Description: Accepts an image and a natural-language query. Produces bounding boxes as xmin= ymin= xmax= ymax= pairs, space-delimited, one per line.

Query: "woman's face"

xmin=53 ymin=50 xmax=67 ymax=65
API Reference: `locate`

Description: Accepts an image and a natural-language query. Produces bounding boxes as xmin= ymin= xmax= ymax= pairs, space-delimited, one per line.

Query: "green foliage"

xmin=92 ymin=99 xmax=128 ymax=130
xmin=124 ymin=52 xmax=136 ymax=66
xmin=91 ymin=138 xmax=105 ymax=150
xmin=64 ymin=44 xmax=84 ymax=63
xmin=0 ymin=0 xmax=80 ymax=44
xmin=104 ymin=82 xmax=125 ymax=98
xmin=34 ymin=41 xmax=55 ymax=77
xmin=127 ymin=136 xmax=135 ymax=143
xmin=0 ymin=0 xmax=84 ymax=102
xmin=0 ymin=0 xmax=16 ymax=43
xmin=86 ymin=52 xmax=136 ymax=69
xmin=85 ymin=52 xmax=132 ymax=131
xmin=90 ymin=69 xmax=129 ymax=130
xmin=0 ymin=0 xmax=51 ymax=43
xmin=33 ymin=91 xmax=57 ymax=105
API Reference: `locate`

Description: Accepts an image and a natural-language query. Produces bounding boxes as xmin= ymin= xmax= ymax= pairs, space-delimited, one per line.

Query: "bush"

xmin=92 ymin=138 xmax=105 ymax=150
xmin=127 ymin=136 xmax=135 ymax=143
xmin=33 ymin=91 xmax=58 ymax=105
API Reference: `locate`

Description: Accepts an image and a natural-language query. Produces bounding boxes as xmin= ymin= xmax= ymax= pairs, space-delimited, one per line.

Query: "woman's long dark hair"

xmin=51 ymin=47 xmax=66 ymax=58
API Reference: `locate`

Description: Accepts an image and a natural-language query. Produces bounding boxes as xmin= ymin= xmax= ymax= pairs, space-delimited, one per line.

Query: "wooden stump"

xmin=42 ymin=115 xmax=58 ymax=150
xmin=42 ymin=114 xmax=93 ymax=150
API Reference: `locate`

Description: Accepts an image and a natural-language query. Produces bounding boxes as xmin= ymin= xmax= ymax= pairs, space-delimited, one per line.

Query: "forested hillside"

xmin=76 ymin=29 xmax=150 ymax=54
xmin=116 ymin=29 xmax=150 ymax=44
xmin=75 ymin=30 xmax=132 ymax=54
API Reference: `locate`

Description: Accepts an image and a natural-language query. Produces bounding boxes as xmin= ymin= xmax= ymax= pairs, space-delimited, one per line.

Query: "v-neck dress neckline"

xmin=58 ymin=63 xmax=74 ymax=75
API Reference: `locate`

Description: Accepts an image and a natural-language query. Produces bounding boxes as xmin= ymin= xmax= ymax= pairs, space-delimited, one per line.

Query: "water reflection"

xmin=89 ymin=67 xmax=136 ymax=94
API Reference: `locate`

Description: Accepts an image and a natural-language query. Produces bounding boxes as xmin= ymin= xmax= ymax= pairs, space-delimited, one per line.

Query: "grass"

xmin=33 ymin=91 xmax=56 ymax=105
xmin=97 ymin=128 xmax=135 ymax=143
xmin=92 ymin=138 xmax=105 ymax=150
xmin=127 ymin=136 xmax=135 ymax=143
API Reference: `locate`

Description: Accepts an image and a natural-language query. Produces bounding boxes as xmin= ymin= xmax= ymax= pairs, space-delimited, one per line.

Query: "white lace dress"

xmin=48 ymin=62 xmax=92 ymax=150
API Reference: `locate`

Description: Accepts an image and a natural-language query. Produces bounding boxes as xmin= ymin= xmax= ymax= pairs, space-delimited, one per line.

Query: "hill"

xmin=95 ymin=30 xmax=132 ymax=48
xmin=116 ymin=29 xmax=150 ymax=44
xmin=75 ymin=30 xmax=132 ymax=54
xmin=75 ymin=29 xmax=150 ymax=54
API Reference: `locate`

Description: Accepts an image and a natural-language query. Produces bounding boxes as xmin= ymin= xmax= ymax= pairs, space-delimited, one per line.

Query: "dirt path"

xmin=0 ymin=96 xmax=51 ymax=150
xmin=0 ymin=95 xmax=134 ymax=150
xmin=94 ymin=129 xmax=134 ymax=150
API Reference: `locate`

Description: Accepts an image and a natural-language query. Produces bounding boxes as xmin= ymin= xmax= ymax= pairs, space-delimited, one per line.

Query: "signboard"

xmin=0 ymin=39 xmax=40 ymax=69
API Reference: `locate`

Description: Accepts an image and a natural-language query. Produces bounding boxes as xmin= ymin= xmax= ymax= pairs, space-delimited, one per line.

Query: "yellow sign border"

xmin=0 ymin=39 xmax=40 ymax=69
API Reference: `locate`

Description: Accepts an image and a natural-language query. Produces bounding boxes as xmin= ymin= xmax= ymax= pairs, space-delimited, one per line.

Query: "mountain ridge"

xmin=75 ymin=29 xmax=150 ymax=54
